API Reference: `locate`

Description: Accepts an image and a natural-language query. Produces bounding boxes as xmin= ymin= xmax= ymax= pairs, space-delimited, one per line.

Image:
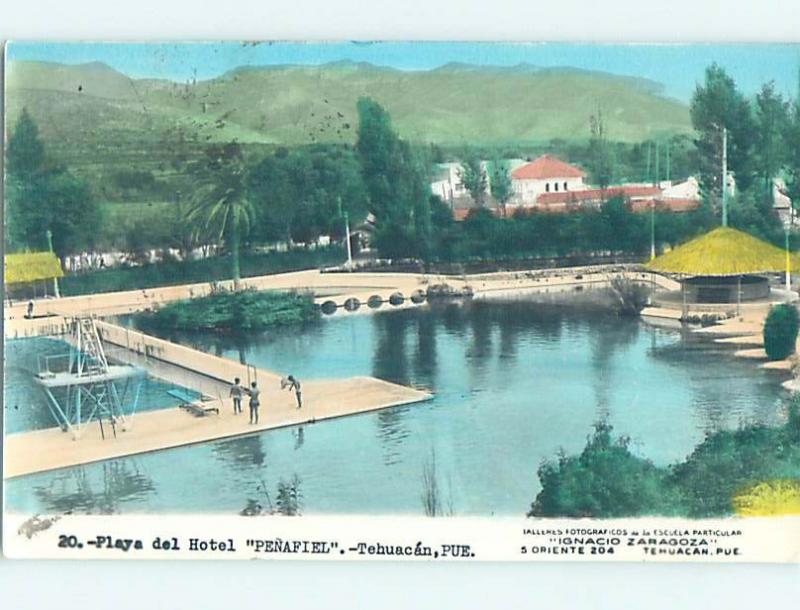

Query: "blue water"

xmin=3 ymin=337 xmax=194 ymax=434
xmin=4 ymin=300 xmax=788 ymax=516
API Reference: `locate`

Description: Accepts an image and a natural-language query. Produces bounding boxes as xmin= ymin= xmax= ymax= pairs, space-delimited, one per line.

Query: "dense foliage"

xmin=249 ymin=145 xmax=368 ymax=245
xmin=444 ymin=197 xmax=713 ymax=261
xmin=529 ymin=399 xmax=800 ymax=518
xmin=6 ymin=108 xmax=102 ymax=261
xmin=763 ymin=304 xmax=800 ymax=361
xmin=141 ymin=290 xmax=319 ymax=332
xmin=7 ymin=62 xmax=800 ymax=280
xmin=531 ymin=423 xmax=678 ymax=518
xmin=356 ymin=97 xmax=434 ymax=259
xmin=59 ymin=248 xmax=345 ymax=296
xmin=184 ymin=142 xmax=257 ymax=284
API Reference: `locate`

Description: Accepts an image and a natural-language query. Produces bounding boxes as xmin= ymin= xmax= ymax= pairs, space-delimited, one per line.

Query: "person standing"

xmin=246 ymin=381 xmax=261 ymax=424
xmin=229 ymin=377 xmax=243 ymax=415
xmin=286 ymin=375 xmax=302 ymax=409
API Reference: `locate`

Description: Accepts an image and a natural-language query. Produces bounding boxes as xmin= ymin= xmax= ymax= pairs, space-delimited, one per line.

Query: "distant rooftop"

xmin=511 ymin=155 xmax=585 ymax=180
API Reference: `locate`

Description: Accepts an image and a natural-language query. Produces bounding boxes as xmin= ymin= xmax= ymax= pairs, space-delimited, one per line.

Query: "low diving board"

xmin=167 ymin=388 xmax=220 ymax=417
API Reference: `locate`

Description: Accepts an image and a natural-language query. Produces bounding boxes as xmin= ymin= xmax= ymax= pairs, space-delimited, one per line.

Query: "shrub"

xmin=529 ymin=396 xmax=800 ymax=518
xmin=528 ymin=422 xmax=680 ymax=518
xmin=608 ymin=276 xmax=650 ymax=317
xmin=763 ymin=304 xmax=800 ymax=360
xmin=138 ymin=290 xmax=319 ymax=332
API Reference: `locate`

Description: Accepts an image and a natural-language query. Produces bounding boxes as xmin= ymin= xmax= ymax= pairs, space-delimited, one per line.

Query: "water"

xmin=3 ymin=337 xmax=195 ymax=434
xmin=4 ymin=300 xmax=788 ymax=517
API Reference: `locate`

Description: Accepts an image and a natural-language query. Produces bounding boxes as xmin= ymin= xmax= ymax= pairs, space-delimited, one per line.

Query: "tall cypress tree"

xmin=356 ymin=97 xmax=432 ymax=259
xmin=785 ymin=70 xmax=800 ymax=216
xmin=6 ymin=109 xmax=100 ymax=259
xmin=7 ymin=107 xmax=45 ymax=177
xmin=690 ymin=64 xmax=757 ymax=212
xmin=754 ymin=82 xmax=789 ymax=206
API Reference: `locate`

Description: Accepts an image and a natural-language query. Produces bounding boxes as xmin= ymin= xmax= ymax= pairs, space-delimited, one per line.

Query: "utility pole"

xmin=650 ymin=201 xmax=656 ymax=261
xmin=46 ymin=229 xmax=61 ymax=298
xmin=786 ymin=227 xmax=792 ymax=298
xmin=654 ymin=141 xmax=660 ymax=186
xmin=337 ymin=196 xmax=353 ymax=270
xmin=665 ymin=140 xmax=671 ymax=183
xmin=645 ymin=142 xmax=652 ymax=183
xmin=721 ymin=127 xmax=728 ymax=227
xmin=344 ymin=211 xmax=353 ymax=270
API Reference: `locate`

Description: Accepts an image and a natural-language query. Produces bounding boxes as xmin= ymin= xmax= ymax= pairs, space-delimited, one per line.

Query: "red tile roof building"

xmin=446 ymin=152 xmax=701 ymax=221
xmin=511 ymin=155 xmax=586 ymax=205
xmin=511 ymin=155 xmax=586 ymax=180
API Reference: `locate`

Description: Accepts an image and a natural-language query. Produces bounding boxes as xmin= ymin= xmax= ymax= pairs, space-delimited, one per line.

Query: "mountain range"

xmin=6 ymin=59 xmax=693 ymax=154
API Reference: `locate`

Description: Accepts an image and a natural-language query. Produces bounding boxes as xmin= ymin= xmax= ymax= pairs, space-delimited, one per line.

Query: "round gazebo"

xmin=646 ymin=227 xmax=799 ymax=306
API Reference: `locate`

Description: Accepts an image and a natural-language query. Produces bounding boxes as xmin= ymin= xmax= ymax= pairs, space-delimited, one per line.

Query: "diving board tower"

xmin=34 ymin=316 xmax=145 ymax=440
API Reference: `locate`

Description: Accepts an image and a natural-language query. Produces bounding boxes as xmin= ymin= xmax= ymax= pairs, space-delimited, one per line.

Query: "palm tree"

xmin=186 ymin=144 xmax=256 ymax=289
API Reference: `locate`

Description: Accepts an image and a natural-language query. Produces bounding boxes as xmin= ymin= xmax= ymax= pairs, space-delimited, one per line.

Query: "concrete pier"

xmin=5 ymin=375 xmax=432 ymax=479
xmin=4 ymin=319 xmax=432 ymax=479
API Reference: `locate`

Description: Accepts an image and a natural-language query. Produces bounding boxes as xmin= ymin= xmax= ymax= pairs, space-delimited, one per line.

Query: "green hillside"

xmin=6 ymin=59 xmax=691 ymax=148
xmin=4 ymin=59 xmax=693 ymax=209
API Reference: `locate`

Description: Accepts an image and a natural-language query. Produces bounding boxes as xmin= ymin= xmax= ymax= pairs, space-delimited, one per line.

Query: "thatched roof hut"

xmin=647 ymin=227 xmax=797 ymax=276
xmin=646 ymin=227 xmax=797 ymax=304
xmin=5 ymin=252 xmax=64 ymax=284
xmin=5 ymin=252 xmax=64 ymax=300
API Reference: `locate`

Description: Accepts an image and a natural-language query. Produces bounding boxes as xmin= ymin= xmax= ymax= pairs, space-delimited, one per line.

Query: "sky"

xmin=6 ymin=41 xmax=800 ymax=102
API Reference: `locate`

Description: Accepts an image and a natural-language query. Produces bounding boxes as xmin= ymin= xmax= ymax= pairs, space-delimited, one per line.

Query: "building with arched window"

xmin=510 ymin=155 xmax=586 ymax=204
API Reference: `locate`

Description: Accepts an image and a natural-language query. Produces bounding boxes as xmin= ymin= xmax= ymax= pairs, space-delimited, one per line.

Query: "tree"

xmin=457 ymin=157 xmax=487 ymax=206
xmin=490 ymin=160 xmax=513 ymax=217
xmin=784 ymin=79 xmax=800 ymax=216
xmin=6 ymin=108 xmax=45 ymax=177
xmin=690 ymin=64 xmax=757 ymax=214
xmin=529 ymin=422 xmax=676 ymax=518
xmin=6 ymin=109 xmax=101 ymax=261
xmin=186 ymin=142 xmax=256 ymax=287
xmin=249 ymin=150 xmax=299 ymax=244
xmin=598 ymin=196 xmax=647 ymax=254
xmin=356 ymin=97 xmax=433 ymax=259
xmin=589 ymin=108 xmax=614 ymax=190
xmin=249 ymin=145 xmax=370 ymax=254
xmin=754 ymin=82 xmax=789 ymax=206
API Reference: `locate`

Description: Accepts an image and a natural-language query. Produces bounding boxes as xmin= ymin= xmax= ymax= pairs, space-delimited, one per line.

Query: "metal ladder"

xmin=74 ymin=316 xmax=108 ymax=376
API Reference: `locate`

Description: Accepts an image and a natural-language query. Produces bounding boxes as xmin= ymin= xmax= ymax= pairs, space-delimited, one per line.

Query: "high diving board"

xmin=34 ymin=364 xmax=140 ymax=388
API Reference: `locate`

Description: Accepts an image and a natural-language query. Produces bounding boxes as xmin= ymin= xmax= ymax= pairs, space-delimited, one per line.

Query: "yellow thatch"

xmin=646 ymin=227 xmax=799 ymax=277
xmin=4 ymin=252 xmax=64 ymax=284
xmin=733 ymin=479 xmax=800 ymax=516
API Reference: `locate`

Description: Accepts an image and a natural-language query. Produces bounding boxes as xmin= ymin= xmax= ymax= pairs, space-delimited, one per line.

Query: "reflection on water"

xmin=29 ymin=460 xmax=155 ymax=514
xmin=5 ymin=299 xmax=788 ymax=516
xmin=376 ymin=406 xmax=412 ymax=466
xmin=214 ymin=435 xmax=268 ymax=468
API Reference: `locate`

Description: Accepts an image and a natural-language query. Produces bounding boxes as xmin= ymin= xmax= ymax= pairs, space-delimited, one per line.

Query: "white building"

xmin=431 ymin=161 xmax=494 ymax=204
xmin=660 ymin=176 xmax=700 ymax=200
xmin=510 ymin=155 xmax=586 ymax=205
xmin=430 ymin=163 xmax=465 ymax=202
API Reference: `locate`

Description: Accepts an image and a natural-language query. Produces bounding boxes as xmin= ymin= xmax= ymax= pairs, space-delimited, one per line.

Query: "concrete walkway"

xmin=4 ymin=264 xmax=659 ymax=338
xmin=4 ymin=318 xmax=431 ymax=478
